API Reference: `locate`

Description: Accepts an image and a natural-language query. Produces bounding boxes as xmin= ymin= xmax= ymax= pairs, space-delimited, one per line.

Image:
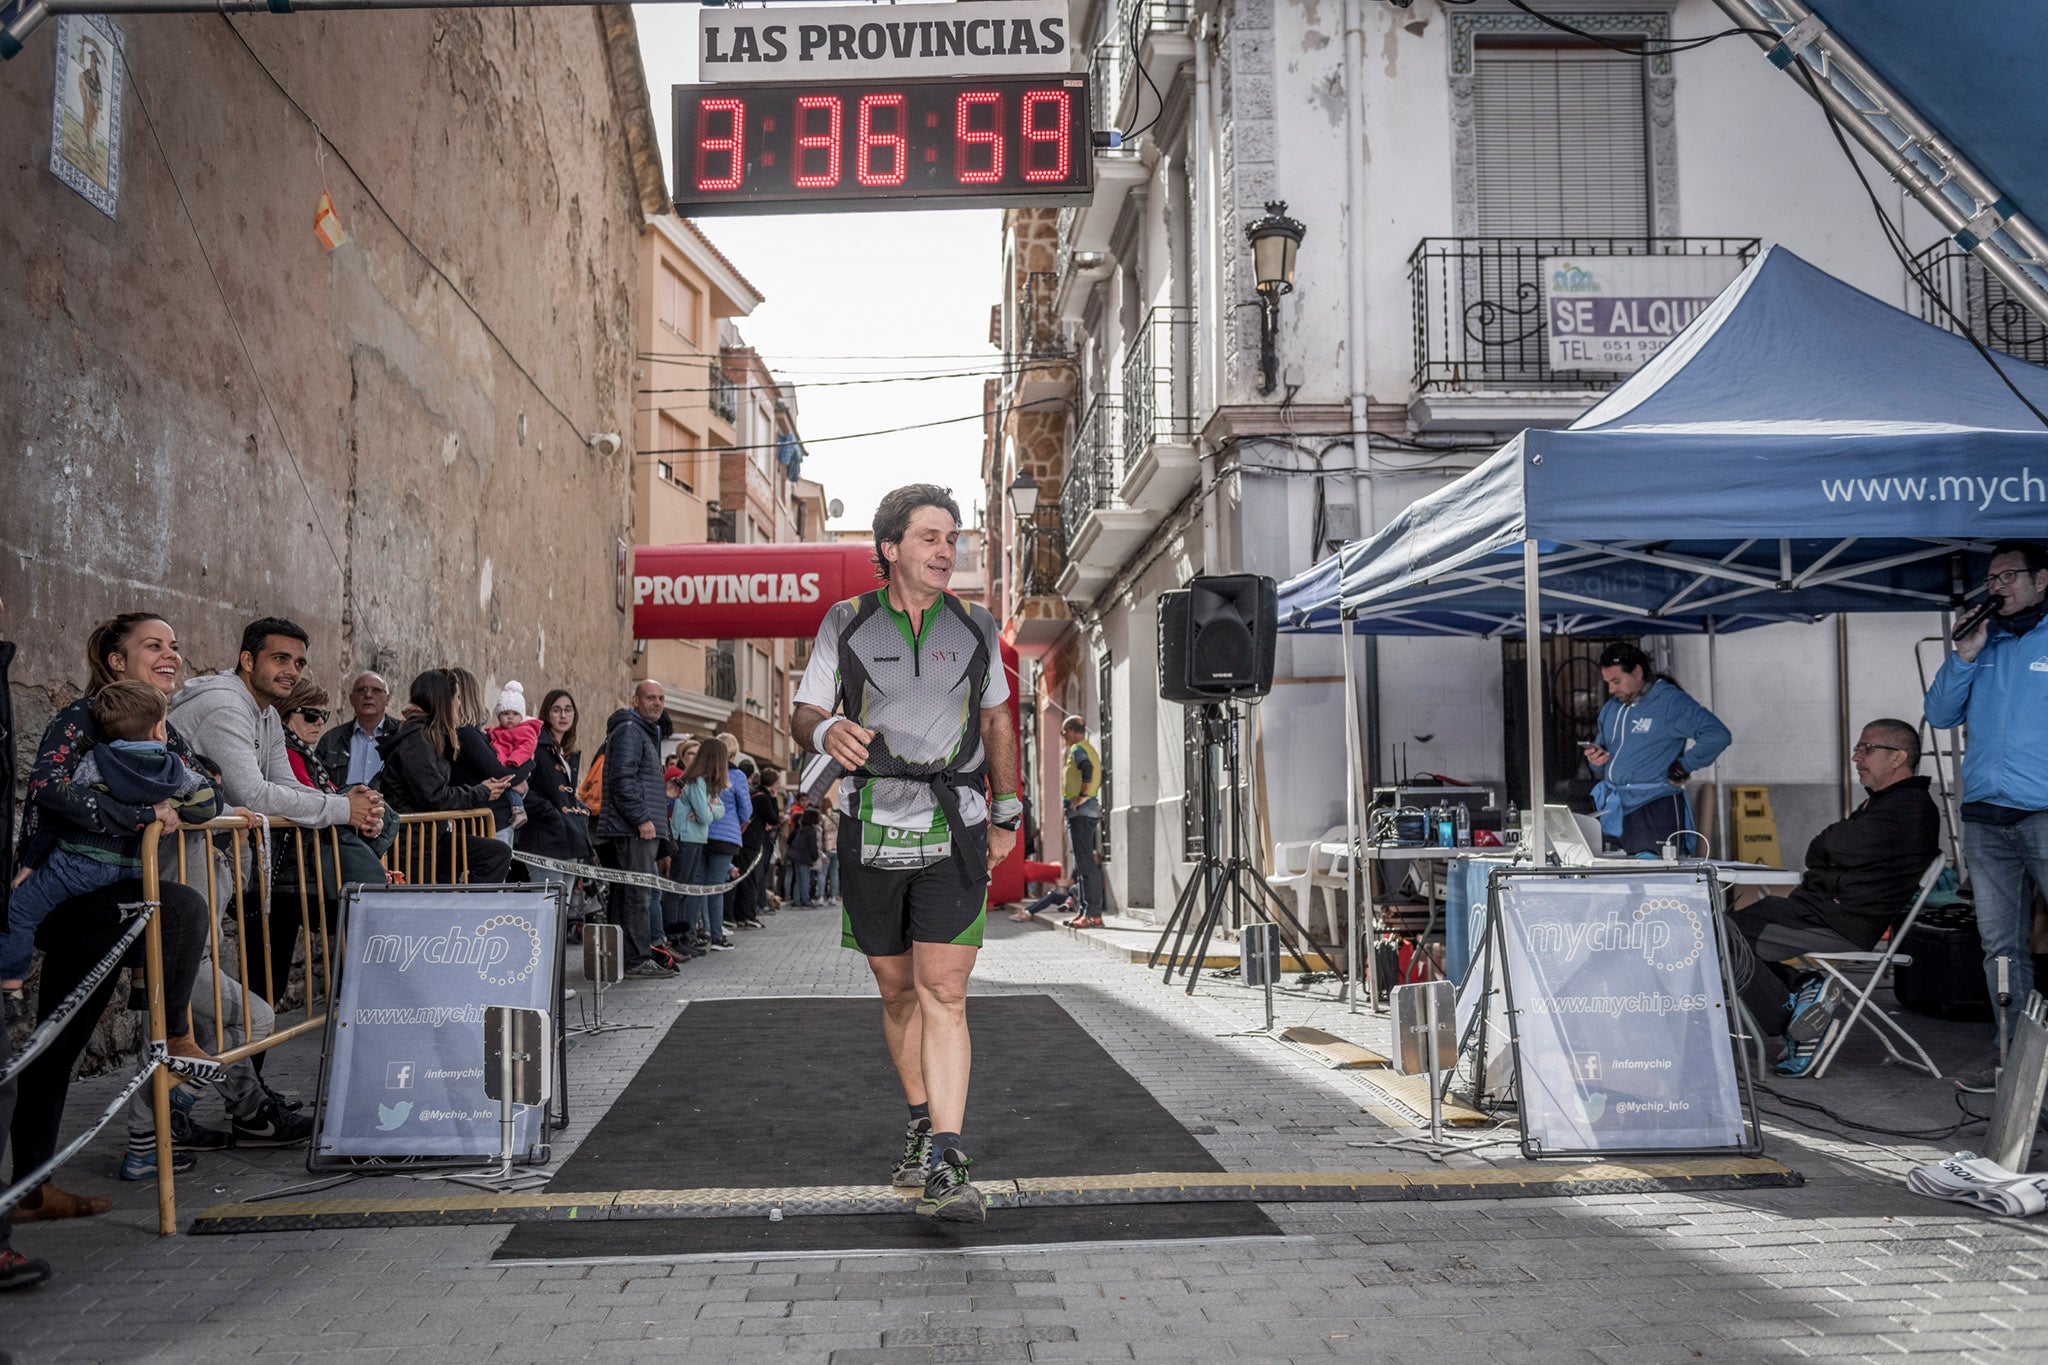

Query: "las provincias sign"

xmin=697 ymin=0 xmax=1072 ymax=82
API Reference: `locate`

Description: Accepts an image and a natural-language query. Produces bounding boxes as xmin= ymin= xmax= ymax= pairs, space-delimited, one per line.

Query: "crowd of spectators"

xmin=0 ymin=609 xmax=852 ymax=1292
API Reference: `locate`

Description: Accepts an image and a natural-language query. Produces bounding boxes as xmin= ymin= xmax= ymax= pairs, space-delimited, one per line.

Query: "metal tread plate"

xmin=188 ymin=1158 xmax=1800 ymax=1233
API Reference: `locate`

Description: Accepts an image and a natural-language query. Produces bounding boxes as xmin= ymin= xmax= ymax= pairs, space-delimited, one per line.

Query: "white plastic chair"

xmin=1803 ymin=856 xmax=1947 ymax=1080
xmin=1270 ymin=825 xmax=1347 ymax=945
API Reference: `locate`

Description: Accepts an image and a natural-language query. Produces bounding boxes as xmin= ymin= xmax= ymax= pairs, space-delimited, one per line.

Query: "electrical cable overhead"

xmin=634 ymin=395 xmax=1070 ymax=459
xmin=1121 ymin=1 xmax=1169 ymax=145
xmin=221 ymin=15 xmax=601 ymax=446
xmin=1501 ymin=1 xmax=1773 ymax=57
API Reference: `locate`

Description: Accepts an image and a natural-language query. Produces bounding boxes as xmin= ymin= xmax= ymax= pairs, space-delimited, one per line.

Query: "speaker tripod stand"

xmin=1148 ymin=702 xmax=1336 ymax=998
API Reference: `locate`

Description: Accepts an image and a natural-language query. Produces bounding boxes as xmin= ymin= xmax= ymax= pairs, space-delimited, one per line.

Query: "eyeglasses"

xmin=1850 ymin=743 xmax=1904 ymax=757
xmin=296 ymin=707 xmax=329 ymax=725
xmin=1987 ymin=568 xmax=2034 ymax=588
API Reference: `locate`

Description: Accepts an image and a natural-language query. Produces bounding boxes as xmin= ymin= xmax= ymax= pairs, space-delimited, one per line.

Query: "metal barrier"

xmin=134 ymin=808 xmax=493 ymax=1234
xmin=382 ymin=809 xmax=496 ymax=886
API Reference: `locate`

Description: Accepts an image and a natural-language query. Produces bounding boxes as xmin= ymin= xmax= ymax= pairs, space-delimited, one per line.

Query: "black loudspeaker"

xmin=1157 ymin=574 xmax=1277 ymax=701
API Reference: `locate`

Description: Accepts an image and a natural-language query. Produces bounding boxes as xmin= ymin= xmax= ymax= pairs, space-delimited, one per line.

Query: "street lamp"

xmin=1245 ymin=200 xmax=1306 ymax=396
xmin=1006 ymin=469 xmax=1040 ymax=517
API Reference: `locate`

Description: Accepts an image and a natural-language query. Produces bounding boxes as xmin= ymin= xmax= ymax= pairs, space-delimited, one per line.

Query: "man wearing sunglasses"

xmin=1925 ymin=539 xmax=2048 ymax=1090
xmin=1724 ymin=719 xmax=1940 ymax=1078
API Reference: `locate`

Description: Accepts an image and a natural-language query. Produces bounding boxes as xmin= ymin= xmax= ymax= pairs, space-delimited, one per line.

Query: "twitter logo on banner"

xmin=376 ymin=1101 xmax=412 ymax=1131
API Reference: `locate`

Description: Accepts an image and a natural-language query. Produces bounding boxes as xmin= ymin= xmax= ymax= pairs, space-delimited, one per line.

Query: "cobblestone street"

xmin=3 ymin=906 xmax=2044 ymax=1364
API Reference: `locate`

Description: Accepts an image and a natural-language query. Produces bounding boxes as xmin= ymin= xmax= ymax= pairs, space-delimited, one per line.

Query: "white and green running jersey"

xmin=796 ymin=589 xmax=1009 ymax=858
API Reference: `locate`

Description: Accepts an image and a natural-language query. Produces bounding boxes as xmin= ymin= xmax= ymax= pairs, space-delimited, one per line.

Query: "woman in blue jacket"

xmin=695 ymin=737 xmax=749 ymax=948
xmin=1583 ymin=643 xmax=1731 ymax=856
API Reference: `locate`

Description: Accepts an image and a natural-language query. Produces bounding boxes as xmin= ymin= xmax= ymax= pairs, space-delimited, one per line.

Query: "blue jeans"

xmin=1067 ymin=811 xmax=1103 ymax=918
xmin=823 ymin=852 xmax=840 ymax=900
xmin=666 ymin=842 xmax=705 ymax=939
xmin=791 ymin=862 xmax=816 ymax=905
xmin=1963 ymin=812 xmax=2048 ymax=1042
xmin=3 ymin=847 xmax=126 ymax=980
xmin=694 ymin=847 xmax=734 ymax=940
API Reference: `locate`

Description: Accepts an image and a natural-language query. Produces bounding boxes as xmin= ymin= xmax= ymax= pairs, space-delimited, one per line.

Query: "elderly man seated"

xmin=1727 ymin=718 xmax=1942 ymax=1078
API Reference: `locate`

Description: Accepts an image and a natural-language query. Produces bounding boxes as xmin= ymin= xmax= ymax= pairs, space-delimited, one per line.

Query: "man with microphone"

xmin=1924 ymin=540 xmax=2048 ymax=1091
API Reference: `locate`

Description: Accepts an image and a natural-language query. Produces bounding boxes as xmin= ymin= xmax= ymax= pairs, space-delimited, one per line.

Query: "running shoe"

xmin=706 ymin=938 xmax=736 ymax=951
xmin=891 ymin=1118 xmax=934 ymax=1189
xmin=1066 ymin=915 xmax=1104 ymax=929
xmin=625 ymin=960 xmax=672 ymax=978
xmin=1773 ymin=1012 xmax=1843 ymax=1078
xmin=120 ymin=1146 xmax=198 ymax=1180
xmin=917 ymin=1147 xmax=986 ymax=1222
xmin=232 ymin=1096 xmax=316 ymax=1147
xmin=651 ymin=942 xmax=685 ymax=972
xmin=1784 ymin=975 xmax=1845 ymax=1045
xmin=170 ymin=1109 xmax=233 ymax=1152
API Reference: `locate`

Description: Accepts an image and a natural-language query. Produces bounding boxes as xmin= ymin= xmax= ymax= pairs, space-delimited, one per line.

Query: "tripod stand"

xmin=1148 ymin=701 xmax=1335 ymax=994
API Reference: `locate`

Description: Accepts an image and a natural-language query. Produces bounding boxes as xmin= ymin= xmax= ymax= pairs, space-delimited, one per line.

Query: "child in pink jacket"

xmin=489 ymin=681 xmax=544 ymax=829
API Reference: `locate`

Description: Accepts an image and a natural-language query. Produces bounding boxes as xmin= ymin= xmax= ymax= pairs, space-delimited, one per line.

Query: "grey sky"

xmin=635 ymin=3 xmax=1001 ymax=533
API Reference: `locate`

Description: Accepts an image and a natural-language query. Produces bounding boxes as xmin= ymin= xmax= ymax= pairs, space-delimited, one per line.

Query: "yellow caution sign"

xmin=1729 ymin=785 xmax=1783 ymax=868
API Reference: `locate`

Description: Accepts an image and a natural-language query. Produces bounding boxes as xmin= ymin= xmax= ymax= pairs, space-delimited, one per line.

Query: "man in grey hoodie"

xmin=166 ymin=617 xmax=382 ymax=1149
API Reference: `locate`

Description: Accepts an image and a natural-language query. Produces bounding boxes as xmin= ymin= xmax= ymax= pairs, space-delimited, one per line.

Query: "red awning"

xmin=631 ymin=541 xmax=880 ymax=640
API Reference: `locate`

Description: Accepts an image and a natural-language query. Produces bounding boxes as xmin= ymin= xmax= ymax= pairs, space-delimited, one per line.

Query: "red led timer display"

xmin=674 ymin=74 xmax=1093 ymax=214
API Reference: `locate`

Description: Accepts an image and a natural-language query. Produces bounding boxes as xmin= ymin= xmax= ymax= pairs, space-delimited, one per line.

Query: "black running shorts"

xmin=837 ymin=814 xmax=988 ymax=956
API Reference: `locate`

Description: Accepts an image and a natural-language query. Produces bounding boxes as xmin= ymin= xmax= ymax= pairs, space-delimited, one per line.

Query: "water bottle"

xmin=1454 ymin=803 xmax=1472 ymax=848
xmin=1434 ymin=804 xmax=1455 ymax=849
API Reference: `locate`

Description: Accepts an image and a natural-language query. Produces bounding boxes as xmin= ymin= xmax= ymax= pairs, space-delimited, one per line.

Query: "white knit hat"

xmin=495 ymin=680 xmax=528 ymax=719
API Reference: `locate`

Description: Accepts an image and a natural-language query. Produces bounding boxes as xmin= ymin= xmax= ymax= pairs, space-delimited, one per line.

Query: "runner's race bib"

xmin=860 ymin=821 xmax=952 ymax=871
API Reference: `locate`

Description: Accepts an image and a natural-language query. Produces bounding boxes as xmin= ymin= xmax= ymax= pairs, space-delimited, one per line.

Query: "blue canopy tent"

xmin=1278 ymin=244 xmax=2048 ymax=882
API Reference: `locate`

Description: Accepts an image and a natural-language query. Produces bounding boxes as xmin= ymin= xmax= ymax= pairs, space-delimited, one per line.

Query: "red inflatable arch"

xmin=632 ymin=543 xmax=1056 ymax=906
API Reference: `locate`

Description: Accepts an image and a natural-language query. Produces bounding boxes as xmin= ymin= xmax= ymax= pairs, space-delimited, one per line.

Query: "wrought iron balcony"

xmin=1088 ymin=39 xmax=1126 ymax=142
xmin=707 ymin=504 xmax=737 ymax=544
xmin=1121 ymin=304 xmax=1197 ymax=473
xmin=1909 ymin=242 xmax=2048 ymax=368
xmin=1058 ymin=394 xmax=1124 ymax=538
xmin=706 ymin=645 xmax=738 ymax=703
xmin=1019 ymin=271 xmax=1067 ymax=360
xmin=1408 ymin=237 xmax=1760 ymax=392
xmin=1016 ymin=506 xmax=1067 ymax=598
xmin=710 ymin=362 xmax=739 ymax=423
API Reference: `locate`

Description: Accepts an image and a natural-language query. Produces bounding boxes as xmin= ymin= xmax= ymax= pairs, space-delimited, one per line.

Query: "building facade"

xmin=2 ymin=7 xmax=668 ymax=735
xmin=984 ymin=0 xmax=1975 ymax=919
xmin=633 ymin=213 xmax=764 ymax=738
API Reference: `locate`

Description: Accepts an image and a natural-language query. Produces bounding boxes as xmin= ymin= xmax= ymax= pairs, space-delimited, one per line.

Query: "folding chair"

xmin=1804 ymin=856 xmax=1947 ymax=1080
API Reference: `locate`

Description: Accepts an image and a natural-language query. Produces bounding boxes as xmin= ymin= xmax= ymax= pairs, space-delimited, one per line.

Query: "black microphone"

xmin=1955 ymin=596 xmax=2002 ymax=639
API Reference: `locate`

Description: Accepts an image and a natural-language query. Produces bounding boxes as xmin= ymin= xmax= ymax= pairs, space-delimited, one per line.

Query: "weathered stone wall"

xmin=0 ymin=8 xmax=656 ymax=720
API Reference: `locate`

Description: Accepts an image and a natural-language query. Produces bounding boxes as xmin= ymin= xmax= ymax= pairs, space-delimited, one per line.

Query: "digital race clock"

xmin=672 ymin=74 xmax=1095 ymax=216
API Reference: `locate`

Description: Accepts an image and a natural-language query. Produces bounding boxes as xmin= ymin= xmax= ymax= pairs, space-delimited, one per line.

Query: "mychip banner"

xmin=1491 ymin=868 xmax=1757 ymax=1157
xmin=314 ymin=886 xmax=563 ymax=1165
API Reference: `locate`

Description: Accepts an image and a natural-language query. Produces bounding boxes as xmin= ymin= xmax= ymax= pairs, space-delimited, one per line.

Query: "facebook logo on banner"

xmin=387 ymin=1061 xmax=415 ymax=1090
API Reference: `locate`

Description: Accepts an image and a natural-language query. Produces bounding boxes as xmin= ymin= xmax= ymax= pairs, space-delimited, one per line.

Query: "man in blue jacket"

xmin=1584 ymin=643 xmax=1731 ymax=856
xmin=1924 ymin=540 xmax=2048 ymax=1080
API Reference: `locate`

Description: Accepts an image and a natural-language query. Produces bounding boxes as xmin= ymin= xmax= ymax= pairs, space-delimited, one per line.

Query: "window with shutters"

xmin=1472 ymin=42 xmax=1649 ymax=237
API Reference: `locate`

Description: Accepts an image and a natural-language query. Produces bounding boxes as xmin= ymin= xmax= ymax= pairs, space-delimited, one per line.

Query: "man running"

xmin=792 ymin=485 xmax=1019 ymax=1222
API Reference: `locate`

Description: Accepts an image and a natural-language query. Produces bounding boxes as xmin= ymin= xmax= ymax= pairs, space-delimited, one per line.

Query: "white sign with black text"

xmin=1541 ymin=255 xmax=1745 ymax=373
xmin=696 ymin=1 xmax=1073 ymax=82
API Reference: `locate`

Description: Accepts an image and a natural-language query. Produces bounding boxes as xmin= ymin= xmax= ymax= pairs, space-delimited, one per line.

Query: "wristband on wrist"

xmin=810 ymin=715 xmax=843 ymax=750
